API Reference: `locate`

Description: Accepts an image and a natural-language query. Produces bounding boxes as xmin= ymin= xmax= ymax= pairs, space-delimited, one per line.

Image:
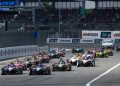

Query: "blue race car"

xmin=29 ymin=63 xmax=51 ymax=75
xmin=1 ymin=62 xmax=23 ymax=75
xmin=48 ymin=49 xmax=60 ymax=58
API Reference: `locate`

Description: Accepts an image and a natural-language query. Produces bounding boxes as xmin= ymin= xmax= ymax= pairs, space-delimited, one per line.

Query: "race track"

xmin=0 ymin=45 xmax=120 ymax=86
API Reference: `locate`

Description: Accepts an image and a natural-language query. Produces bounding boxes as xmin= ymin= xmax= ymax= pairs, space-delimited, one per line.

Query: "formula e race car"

xmin=106 ymin=49 xmax=113 ymax=56
xmin=57 ymin=49 xmax=65 ymax=57
xmin=14 ymin=60 xmax=27 ymax=70
xmin=96 ymin=49 xmax=109 ymax=58
xmin=102 ymin=39 xmax=114 ymax=50
xmin=116 ymin=46 xmax=120 ymax=51
xmin=48 ymin=49 xmax=61 ymax=58
xmin=52 ymin=58 xmax=72 ymax=71
xmin=67 ymin=53 xmax=82 ymax=66
xmin=25 ymin=56 xmax=40 ymax=69
xmin=29 ymin=63 xmax=51 ymax=75
xmin=77 ymin=54 xmax=95 ymax=67
xmin=72 ymin=47 xmax=84 ymax=53
xmin=38 ymin=52 xmax=51 ymax=63
xmin=1 ymin=63 xmax=23 ymax=75
xmin=67 ymin=54 xmax=81 ymax=65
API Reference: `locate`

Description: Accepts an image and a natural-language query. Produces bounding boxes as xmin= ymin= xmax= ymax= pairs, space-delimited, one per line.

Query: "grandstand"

xmin=0 ymin=0 xmax=120 ymax=47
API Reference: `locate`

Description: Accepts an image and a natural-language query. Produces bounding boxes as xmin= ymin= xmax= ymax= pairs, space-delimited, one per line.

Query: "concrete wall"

xmin=0 ymin=32 xmax=34 ymax=48
xmin=0 ymin=31 xmax=49 ymax=48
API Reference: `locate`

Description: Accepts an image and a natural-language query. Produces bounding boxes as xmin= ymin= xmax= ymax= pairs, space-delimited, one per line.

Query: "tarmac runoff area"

xmin=0 ymin=46 xmax=120 ymax=86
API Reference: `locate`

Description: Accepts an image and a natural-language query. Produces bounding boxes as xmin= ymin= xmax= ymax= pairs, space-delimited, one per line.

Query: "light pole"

xmin=58 ymin=0 xmax=61 ymax=38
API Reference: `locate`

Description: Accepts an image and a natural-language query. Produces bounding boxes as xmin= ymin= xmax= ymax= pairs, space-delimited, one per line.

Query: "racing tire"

xmin=52 ymin=66 xmax=56 ymax=71
xmin=1 ymin=72 xmax=5 ymax=75
xmin=29 ymin=72 xmax=34 ymax=75
xmin=20 ymin=70 xmax=23 ymax=74
xmin=67 ymin=66 xmax=72 ymax=71
xmin=29 ymin=73 xmax=32 ymax=75
xmin=46 ymin=60 xmax=49 ymax=63
xmin=76 ymin=61 xmax=80 ymax=67
xmin=92 ymin=61 xmax=95 ymax=67
xmin=47 ymin=70 xmax=51 ymax=75
xmin=77 ymin=61 xmax=82 ymax=67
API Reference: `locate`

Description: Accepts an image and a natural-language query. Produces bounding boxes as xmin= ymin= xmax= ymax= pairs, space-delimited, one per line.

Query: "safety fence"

xmin=0 ymin=45 xmax=49 ymax=60
xmin=47 ymin=38 xmax=120 ymax=44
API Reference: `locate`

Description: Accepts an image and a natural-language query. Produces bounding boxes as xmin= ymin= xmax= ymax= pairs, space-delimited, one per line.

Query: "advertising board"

xmin=82 ymin=31 xmax=101 ymax=38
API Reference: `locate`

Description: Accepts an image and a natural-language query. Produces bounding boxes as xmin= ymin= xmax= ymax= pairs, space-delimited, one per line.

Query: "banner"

xmin=94 ymin=39 xmax=103 ymax=43
xmin=72 ymin=39 xmax=81 ymax=43
xmin=111 ymin=31 xmax=120 ymax=39
xmin=101 ymin=31 xmax=111 ymax=38
xmin=82 ymin=31 xmax=101 ymax=38
xmin=47 ymin=38 xmax=58 ymax=43
xmin=80 ymin=39 xmax=94 ymax=43
xmin=59 ymin=38 xmax=72 ymax=43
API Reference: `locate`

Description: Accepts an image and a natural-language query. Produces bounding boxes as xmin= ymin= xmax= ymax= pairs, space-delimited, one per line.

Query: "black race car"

xmin=1 ymin=63 xmax=23 ymax=75
xmin=116 ymin=46 xmax=120 ymax=51
xmin=52 ymin=58 xmax=72 ymax=71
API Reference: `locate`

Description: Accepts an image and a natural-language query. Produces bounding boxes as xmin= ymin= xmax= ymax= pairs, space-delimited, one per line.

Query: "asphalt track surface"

xmin=0 ymin=44 xmax=120 ymax=86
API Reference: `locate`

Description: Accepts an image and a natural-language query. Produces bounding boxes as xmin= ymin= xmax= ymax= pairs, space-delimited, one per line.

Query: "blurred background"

xmin=0 ymin=0 xmax=119 ymax=47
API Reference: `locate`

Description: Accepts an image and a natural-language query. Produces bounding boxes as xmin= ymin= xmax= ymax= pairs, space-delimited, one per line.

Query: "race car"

xmin=29 ymin=63 xmax=51 ymax=75
xmin=96 ymin=48 xmax=109 ymax=58
xmin=77 ymin=53 xmax=95 ymax=67
xmin=14 ymin=61 xmax=27 ymax=70
xmin=25 ymin=56 xmax=39 ymax=69
xmin=41 ymin=55 xmax=51 ymax=63
xmin=1 ymin=62 xmax=23 ymax=75
xmin=48 ymin=49 xmax=60 ymax=59
xmin=106 ymin=48 xmax=113 ymax=56
xmin=57 ymin=49 xmax=65 ymax=57
xmin=116 ymin=46 xmax=120 ymax=51
xmin=72 ymin=47 xmax=84 ymax=53
xmin=102 ymin=39 xmax=114 ymax=50
xmin=52 ymin=58 xmax=72 ymax=71
xmin=38 ymin=52 xmax=51 ymax=63
xmin=67 ymin=53 xmax=81 ymax=65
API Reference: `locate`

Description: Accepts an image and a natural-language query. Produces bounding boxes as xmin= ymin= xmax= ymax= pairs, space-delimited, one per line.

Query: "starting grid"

xmin=0 ymin=45 xmax=49 ymax=60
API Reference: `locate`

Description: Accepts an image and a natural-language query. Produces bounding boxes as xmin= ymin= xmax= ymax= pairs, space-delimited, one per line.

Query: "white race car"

xmin=77 ymin=54 xmax=95 ymax=67
xmin=67 ymin=55 xmax=80 ymax=65
xmin=102 ymin=39 xmax=114 ymax=49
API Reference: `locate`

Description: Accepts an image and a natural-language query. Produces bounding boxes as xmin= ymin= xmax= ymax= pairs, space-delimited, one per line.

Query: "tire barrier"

xmin=0 ymin=45 xmax=49 ymax=60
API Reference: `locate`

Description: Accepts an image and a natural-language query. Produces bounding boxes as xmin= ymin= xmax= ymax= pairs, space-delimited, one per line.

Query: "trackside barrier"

xmin=38 ymin=46 xmax=49 ymax=53
xmin=0 ymin=45 xmax=49 ymax=60
xmin=47 ymin=38 xmax=120 ymax=44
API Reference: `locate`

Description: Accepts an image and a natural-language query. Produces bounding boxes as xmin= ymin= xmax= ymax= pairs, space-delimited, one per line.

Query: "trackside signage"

xmin=80 ymin=39 xmax=94 ymax=43
xmin=112 ymin=31 xmax=120 ymax=38
xmin=47 ymin=38 xmax=58 ymax=43
xmin=82 ymin=31 xmax=101 ymax=38
xmin=58 ymin=38 xmax=72 ymax=43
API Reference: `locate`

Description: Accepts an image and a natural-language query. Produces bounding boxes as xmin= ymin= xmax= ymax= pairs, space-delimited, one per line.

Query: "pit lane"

xmin=0 ymin=45 xmax=120 ymax=86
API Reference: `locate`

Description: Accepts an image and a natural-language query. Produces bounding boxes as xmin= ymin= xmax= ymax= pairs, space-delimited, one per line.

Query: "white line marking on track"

xmin=86 ymin=63 xmax=120 ymax=86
